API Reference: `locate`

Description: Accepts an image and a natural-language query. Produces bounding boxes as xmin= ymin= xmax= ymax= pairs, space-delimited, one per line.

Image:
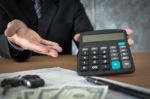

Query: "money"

xmin=14 ymin=85 xmax=108 ymax=99
xmin=33 ymin=87 xmax=59 ymax=99
xmin=52 ymin=85 xmax=108 ymax=99
xmin=13 ymin=96 xmax=22 ymax=99
xmin=21 ymin=89 xmax=35 ymax=99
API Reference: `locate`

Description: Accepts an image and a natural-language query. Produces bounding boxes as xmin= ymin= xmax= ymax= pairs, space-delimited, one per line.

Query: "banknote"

xmin=51 ymin=85 xmax=108 ymax=99
xmin=32 ymin=87 xmax=59 ymax=99
xmin=13 ymin=96 xmax=22 ymax=99
xmin=21 ymin=89 xmax=35 ymax=99
xmin=13 ymin=85 xmax=108 ymax=99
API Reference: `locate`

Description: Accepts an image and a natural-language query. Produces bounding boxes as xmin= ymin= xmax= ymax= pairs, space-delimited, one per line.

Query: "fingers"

xmin=5 ymin=20 xmax=27 ymax=37
xmin=5 ymin=21 xmax=19 ymax=37
xmin=128 ymin=38 xmax=134 ymax=46
xmin=28 ymin=39 xmax=63 ymax=57
xmin=124 ymin=28 xmax=133 ymax=35
xmin=41 ymin=39 xmax=62 ymax=52
xmin=73 ymin=34 xmax=80 ymax=42
xmin=29 ymin=43 xmax=59 ymax=57
xmin=124 ymin=28 xmax=134 ymax=46
xmin=46 ymin=49 xmax=59 ymax=57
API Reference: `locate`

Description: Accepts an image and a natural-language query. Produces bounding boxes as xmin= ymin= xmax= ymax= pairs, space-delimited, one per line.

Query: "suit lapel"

xmin=19 ymin=0 xmax=38 ymax=30
xmin=38 ymin=0 xmax=58 ymax=38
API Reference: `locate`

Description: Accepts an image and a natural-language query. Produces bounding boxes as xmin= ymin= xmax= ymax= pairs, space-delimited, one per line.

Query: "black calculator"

xmin=77 ymin=29 xmax=135 ymax=76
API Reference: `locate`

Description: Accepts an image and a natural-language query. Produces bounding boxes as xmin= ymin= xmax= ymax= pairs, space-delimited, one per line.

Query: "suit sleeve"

xmin=0 ymin=8 xmax=32 ymax=62
xmin=73 ymin=0 xmax=94 ymax=47
xmin=73 ymin=0 xmax=93 ymax=33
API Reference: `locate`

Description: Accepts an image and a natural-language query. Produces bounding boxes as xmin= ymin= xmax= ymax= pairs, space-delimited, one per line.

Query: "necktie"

xmin=33 ymin=0 xmax=42 ymax=19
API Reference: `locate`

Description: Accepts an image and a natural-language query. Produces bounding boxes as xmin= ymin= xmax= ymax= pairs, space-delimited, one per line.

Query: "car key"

xmin=1 ymin=78 xmax=21 ymax=95
xmin=21 ymin=75 xmax=45 ymax=88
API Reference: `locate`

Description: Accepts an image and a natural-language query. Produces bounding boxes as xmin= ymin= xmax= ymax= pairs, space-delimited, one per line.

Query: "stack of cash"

xmin=13 ymin=85 xmax=108 ymax=99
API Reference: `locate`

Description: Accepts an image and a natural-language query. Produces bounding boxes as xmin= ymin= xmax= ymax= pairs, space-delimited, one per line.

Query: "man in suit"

xmin=0 ymin=0 xmax=134 ymax=62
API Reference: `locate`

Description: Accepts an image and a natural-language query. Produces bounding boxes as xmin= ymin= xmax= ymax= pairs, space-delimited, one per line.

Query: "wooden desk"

xmin=0 ymin=53 xmax=150 ymax=89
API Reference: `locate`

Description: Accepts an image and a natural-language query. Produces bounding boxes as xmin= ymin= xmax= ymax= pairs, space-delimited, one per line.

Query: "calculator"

xmin=77 ymin=29 xmax=135 ymax=76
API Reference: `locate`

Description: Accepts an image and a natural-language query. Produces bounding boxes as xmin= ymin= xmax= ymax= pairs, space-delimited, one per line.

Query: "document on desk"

xmin=0 ymin=67 xmax=107 ymax=99
xmin=0 ymin=67 xmax=149 ymax=99
xmin=18 ymin=85 xmax=108 ymax=99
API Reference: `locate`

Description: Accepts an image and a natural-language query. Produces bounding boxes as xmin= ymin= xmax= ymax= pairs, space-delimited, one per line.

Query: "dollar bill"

xmin=21 ymin=89 xmax=35 ymax=99
xmin=32 ymin=87 xmax=59 ymax=99
xmin=51 ymin=85 xmax=108 ymax=99
xmin=13 ymin=96 xmax=22 ymax=99
xmin=13 ymin=85 xmax=108 ymax=99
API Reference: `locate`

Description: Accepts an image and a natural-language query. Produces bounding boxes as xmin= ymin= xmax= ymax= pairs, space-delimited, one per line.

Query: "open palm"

xmin=5 ymin=20 xmax=62 ymax=57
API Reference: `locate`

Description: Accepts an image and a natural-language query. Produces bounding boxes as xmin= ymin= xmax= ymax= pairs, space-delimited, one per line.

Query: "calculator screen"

xmin=83 ymin=33 xmax=125 ymax=42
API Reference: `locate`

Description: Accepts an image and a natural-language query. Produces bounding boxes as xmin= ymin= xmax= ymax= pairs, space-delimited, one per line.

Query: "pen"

xmin=86 ymin=77 xmax=150 ymax=99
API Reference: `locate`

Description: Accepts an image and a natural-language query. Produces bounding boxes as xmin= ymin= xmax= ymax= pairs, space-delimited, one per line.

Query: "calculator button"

xmin=110 ymin=49 xmax=118 ymax=53
xmin=90 ymin=65 xmax=99 ymax=71
xmin=91 ymin=47 xmax=98 ymax=51
xmin=81 ymin=61 xmax=89 ymax=66
xmin=101 ymin=55 xmax=108 ymax=59
xmin=110 ymin=46 xmax=117 ymax=50
xmin=80 ymin=66 xmax=89 ymax=71
xmin=111 ymin=53 xmax=119 ymax=57
xmin=82 ymin=47 xmax=89 ymax=51
xmin=91 ymin=55 xmax=99 ymax=60
xmin=91 ymin=50 xmax=98 ymax=55
xmin=121 ymin=52 xmax=128 ymax=56
xmin=122 ymin=61 xmax=131 ymax=69
xmin=118 ymin=42 xmax=126 ymax=46
xmin=81 ymin=51 xmax=89 ymax=56
xmin=100 ymin=47 xmax=108 ymax=50
xmin=111 ymin=61 xmax=121 ymax=70
xmin=121 ymin=56 xmax=129 ymax=60
xmin=91 ymin=60 xmax=99 ymax=65
xmin=91 ymin=47 xmax=99 ymax=55
xmin=100 ymin=65 xmax=110 ymax=70
xmin=119 ymin=46 xmax=127 ymax=49
xmin=81 ymin=48 xmax=89 ymax=55
xmin=120 ymin=49 xmax=127 ymax=52
xmin=111 ymin=57 xmax=119 ymax=60
xmin=81 ymin=56 xmax=89 ymax=60
xmin=100 ymin=50 xmax=108 ymax=55
xmin=101 ymin=60 xmax=109 ymax=64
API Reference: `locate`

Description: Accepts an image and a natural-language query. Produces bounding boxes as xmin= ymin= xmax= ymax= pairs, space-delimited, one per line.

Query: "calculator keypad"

xmin=79 ymin=42 xmax=132 ymax=74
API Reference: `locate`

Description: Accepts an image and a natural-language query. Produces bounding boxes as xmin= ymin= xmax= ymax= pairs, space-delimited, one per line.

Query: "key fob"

xmin=1 ymin=78 xmax=21 ymax=87
xmin=21 ymin=75 xmax=45 ymax=88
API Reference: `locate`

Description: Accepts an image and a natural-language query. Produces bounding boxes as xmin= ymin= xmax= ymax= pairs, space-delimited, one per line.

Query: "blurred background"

xmin=72 ymin=0 xmax=150 ymax=54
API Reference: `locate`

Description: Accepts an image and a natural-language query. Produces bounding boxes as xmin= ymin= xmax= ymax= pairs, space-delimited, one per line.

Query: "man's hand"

xmin=124 ymin=28 xmax=134 ymax=46
xmin=5 ymin=20 xmax=62 ymax=57
xmin=74 ymin=28 xmax=134 ymax=46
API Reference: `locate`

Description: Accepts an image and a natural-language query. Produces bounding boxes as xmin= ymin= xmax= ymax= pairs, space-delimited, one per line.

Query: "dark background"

xmin=79 ymin=0 xmax=150 ymax=52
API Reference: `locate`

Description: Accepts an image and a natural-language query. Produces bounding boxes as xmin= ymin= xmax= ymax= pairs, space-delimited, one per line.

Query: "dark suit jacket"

xmin=0 ymin=0 xmax=93 ymax=61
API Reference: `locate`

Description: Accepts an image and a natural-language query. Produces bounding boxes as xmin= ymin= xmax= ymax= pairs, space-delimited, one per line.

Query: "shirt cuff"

xmin=8 ymin=39 xmax=24 ymax=51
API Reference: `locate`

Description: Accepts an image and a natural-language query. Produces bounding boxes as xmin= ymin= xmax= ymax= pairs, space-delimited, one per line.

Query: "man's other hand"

xmin=74 ymin=28 xmax=134 ymax=46
xmin=5 ymin=19 xmax=62 ymax=57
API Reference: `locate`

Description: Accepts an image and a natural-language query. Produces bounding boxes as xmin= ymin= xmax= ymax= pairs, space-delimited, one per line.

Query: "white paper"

xmin=0 ymin=67 xmax=144 ymax=99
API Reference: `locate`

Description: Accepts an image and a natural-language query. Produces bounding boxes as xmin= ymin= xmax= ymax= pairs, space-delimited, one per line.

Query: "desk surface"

xmin=0 ymin=52 xmax=150 ymax=89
